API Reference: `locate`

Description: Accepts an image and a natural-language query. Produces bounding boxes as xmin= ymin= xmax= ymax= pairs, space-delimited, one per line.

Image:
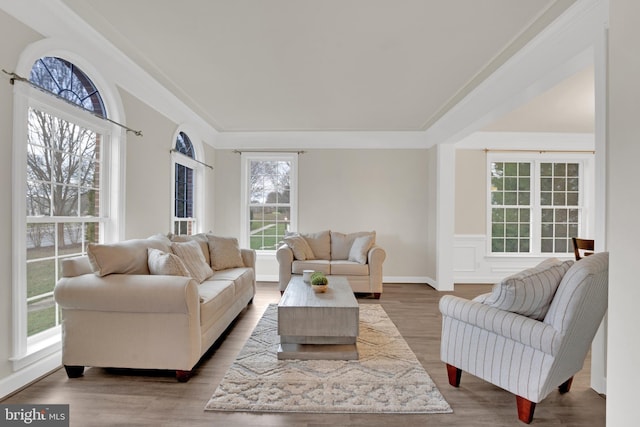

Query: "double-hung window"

xmin=488 ymin=153 xmax=593 ymax=255
xmin=13 ymin=56 xmax=118 ymax=366
xmin=241 ymin=153 xmax=298 ymax=252
xmin=172 ymin=132 xmax=198 ymax=235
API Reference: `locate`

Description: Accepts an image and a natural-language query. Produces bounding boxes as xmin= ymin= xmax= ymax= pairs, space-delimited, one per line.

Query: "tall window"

xmin=241 ymin=153 xmax=298 ymax=251
xmin=489 ymin=154 xmax=590 ymax=255
xmin=20 ymin=57 xmax=109 ymax=343
xmin=172 ymin=132 xmax=196 ymax=235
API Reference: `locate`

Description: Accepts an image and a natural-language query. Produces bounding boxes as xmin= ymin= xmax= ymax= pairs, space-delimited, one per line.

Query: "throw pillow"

xmin=299 ymin=230 xmax=331 ymax=260
xmin=171 ymin=240 xmax=214 ymax=283
xmin=87 ymin=238 xmax=169 ymax=277
xmin=207 ymin=235 xmax=245 ymax=271
xmin=147 ymin=248 xmax=190 ymax=277
xmin=283 ymin=235 xmax=316 ymax=260
xmin=170 ymin=233 xmax=210 ymax=265
xmin=478 ymin=258 xmax=574 ymax=320
xmin=331 ymin=231 xmax=376 ymax=260
xmin=348 ymin=234 xmax=375 ymax=264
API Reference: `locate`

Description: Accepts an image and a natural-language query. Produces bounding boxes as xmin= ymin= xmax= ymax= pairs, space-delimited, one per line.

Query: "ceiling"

xmin=59 ymin=0 xmax=591 ymax=133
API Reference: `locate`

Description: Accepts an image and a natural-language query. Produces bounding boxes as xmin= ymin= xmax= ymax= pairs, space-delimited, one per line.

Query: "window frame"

xmin=240 ymin=152 xmax=298 ymax=253
xmin=11 ymin=62 xmax=121 ymax=371
xmin=486 ymin=152 xmax=594 ymax=257
xmin=170 ymin=128 xmax=204 ymax=235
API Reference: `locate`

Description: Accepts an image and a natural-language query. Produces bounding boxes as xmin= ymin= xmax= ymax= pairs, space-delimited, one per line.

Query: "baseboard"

xmin=0 ymin=350 xmax=61 ymax=400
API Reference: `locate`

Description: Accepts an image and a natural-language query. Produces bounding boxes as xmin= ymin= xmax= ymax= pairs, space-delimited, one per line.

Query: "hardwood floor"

xmin=2 ymin=283 xmax=606 ymax=426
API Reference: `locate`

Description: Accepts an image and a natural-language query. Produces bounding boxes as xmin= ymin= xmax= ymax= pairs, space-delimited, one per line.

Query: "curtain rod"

xmin=170 ymin=149 xmax=213 ymax=169
xmin=484 ymin=148 xmax=595 ymax=154
xmin=2 ymin=69 xmax=143 ymax=137
xmin=232 ymin=149 xmax=306 ymax=154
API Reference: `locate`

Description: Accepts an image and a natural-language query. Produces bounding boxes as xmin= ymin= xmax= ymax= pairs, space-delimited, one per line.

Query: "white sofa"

xmin=54 ymin=233 xmax=255 ymax=382
xmin=276 ymin=230 xmax=385 ymax=298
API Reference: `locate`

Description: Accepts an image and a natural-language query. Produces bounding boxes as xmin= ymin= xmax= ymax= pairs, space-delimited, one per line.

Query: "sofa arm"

xmin=241 ymin=248 xmax=256 ymax=269
xmin=439 ymin=295 xmax=561 ymax=355
xmin=54 ymin=274 xmax=200 ymax=315
xmin=276 ymin=244 xmax=294 ymax=291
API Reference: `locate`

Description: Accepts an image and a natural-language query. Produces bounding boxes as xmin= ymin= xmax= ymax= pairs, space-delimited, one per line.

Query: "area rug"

xmin=205 ymin=304 xmax=452 ymax=414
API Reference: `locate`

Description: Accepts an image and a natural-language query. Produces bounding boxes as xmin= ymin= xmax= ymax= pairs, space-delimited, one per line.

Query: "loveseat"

xmin=276 ymin=230 xmax=385 ymax=298
xmin=54 ymin=233 xmax=255 ymax=382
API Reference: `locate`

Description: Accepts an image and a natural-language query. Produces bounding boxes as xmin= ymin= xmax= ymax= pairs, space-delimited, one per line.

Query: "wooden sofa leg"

xmin=446 ymin=363 xmax=461 ymax=387
xmin=176 ymin=370 xmax=192 ymax=382
xmin=373 ymin=292 xmax=381 ymax=299
xmin=516 ymin=395 xmax=536 ymax=424
xmin=64 ymin=365 xmax=84 ymax=378
xmin=558 ymin=376 xmax=574 ymax=394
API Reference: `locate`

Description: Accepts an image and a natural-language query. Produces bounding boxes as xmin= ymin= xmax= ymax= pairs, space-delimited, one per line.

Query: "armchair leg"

xmin=446 ymin=363 xmax=461 ymax=387
xmin=373 ymin=293 xmax=381 ymax=299
xmin=558 ymin=376 xmax=574 ymax=394
xmin=516 ymin=395 xmax=536 ymax=424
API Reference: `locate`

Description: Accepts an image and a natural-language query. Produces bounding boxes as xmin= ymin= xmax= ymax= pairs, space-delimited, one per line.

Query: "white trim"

xmin=435 ymin=144 xmax=455 ymax=291
xmin=456 ymin=131 xmax=595 ymax=151
xmin=0 ymin=350 xmax=61 ymax=400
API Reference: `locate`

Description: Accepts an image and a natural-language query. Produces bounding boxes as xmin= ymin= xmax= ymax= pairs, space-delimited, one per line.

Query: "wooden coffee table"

xmin=277 ymin=275 xmax=359 ymax=360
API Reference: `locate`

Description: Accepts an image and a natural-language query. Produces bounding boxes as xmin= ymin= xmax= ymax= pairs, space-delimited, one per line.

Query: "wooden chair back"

xmin=572 ymin=237 xmax=595 ymax=260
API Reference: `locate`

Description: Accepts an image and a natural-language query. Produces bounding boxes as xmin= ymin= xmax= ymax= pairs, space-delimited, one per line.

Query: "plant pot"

xmin=312 ymin=284 xmax=328 ymax=293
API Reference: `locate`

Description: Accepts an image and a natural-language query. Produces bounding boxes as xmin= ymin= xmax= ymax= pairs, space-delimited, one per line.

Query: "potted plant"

xmin=310 ymin=272 xmax=329 ymax=293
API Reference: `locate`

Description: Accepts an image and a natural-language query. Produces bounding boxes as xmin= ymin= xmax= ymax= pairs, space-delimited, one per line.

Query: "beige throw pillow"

xmin=170 ymin=233 xmax=211 ymax=265
xmin=283 ymin=235 xmax=316 ymax=260
xmin=348 ymin=234 xmax=375 ymax=264
xmin=87 ymin=238 xmax=169 ymax=277
xmin=299 ymin=230 xmax=331 ymax=260
xmin=207 ymin=235 xmax=245 ymax=271
xmin=147 ymin=248 xmax=190 ymax=277
xmin=331 ymin=231 xmax=376 ymax=260
xmin=171 ymin=240 xmax=214 ymax=283
xmin=477 ymin=258 xmax=574 ymax=320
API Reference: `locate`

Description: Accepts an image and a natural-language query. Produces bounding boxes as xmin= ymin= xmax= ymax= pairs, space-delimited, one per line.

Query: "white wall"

xmin=213 ymin=148 xmax=436 ymax=283
xmin=607 ymin=1 xmax=640 ymax=424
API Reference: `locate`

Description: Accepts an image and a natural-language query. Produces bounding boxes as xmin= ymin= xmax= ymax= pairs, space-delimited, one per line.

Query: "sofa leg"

xmin=373 ymin=292 xmax=381 ymax=299
xmin=558 ymin=376 xmax=574 ymax=394
xmin=516 ymin=395 xmax=536 ymax=424
xmin=446 ymin=363 xmax=461 ymax=387
xmin=176 ymin=370 xmax=192 ymax=382
xmin=64 ymin=365 xmax=84 ymax=378
xmin=248 ymin=297 xmax=254 ymax=305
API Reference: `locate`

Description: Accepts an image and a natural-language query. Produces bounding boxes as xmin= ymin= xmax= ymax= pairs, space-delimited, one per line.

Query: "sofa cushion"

xmin=331 ymin=260 xmax=369 ymax=276
xmin=292 ymin=260 xmax=331 ymax=275
xmin=147 ymin=248 xmax=190 ymax=277
xmin=170 ymin=233 xmax=210 ymax=265
xmin=331 ymin=231 xmax=376 ymax=260
xmin=87 ymin=238 xmax=169 ymax=277
xmin=476 ymin=258 xmax=574 ymax=320
xmin=300 ymin=230 xmax=331 ymax=260
xmin=283 ymin=235 xmax=315 ymax=260
xmin=208 ymin=235 xmax=245 ymax=271
xmin=348 ymin=234 xmax=375 ymax=264
xmin=199 ymin=280 xmax=236 ymax=330
xmin=171 ymin=240 xmax=214 ymax=283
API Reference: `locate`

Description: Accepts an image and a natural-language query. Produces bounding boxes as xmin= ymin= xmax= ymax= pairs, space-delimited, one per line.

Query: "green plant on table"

xmin=310 ymin=272 xmax=328 ymax=286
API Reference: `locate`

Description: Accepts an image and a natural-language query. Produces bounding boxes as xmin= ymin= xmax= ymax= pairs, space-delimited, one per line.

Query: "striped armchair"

xmin=439 ymin=252 xmax=608 ymax=423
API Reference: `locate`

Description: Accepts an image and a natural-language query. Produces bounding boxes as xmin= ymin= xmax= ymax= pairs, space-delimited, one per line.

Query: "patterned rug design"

xmin=205 ymin=304 xmax=452 ymax=414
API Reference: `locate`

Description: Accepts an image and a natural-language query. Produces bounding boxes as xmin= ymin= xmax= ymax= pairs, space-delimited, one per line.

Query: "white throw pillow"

xmin=170 ymin=233 xmax=211 ymax=265
xmin=207 ymin=235 xmax=245 ymax=271
xmin=478 ymin=258 xmax=574 ymax=320
xmin=348 ymin=234 xmax=375 ymax=264
xmin=147 ymin=248 xmax=190 ymax=277
xmin=283 ymin=235 xmax=316 ymax=260
xmin=171 ymin=240 xmax=214 ymax=283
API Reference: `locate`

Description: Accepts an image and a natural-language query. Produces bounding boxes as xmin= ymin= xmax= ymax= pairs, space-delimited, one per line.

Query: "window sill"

xmin=11 ymin=333 xmax=61 ymax=372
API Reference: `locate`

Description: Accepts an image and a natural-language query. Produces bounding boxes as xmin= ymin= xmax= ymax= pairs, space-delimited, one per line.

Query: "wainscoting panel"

xmin=453 ymin=235 xmax=573 ymax=284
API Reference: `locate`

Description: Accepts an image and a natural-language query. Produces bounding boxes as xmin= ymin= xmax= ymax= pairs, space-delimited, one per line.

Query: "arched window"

xmin=173 ymin=131 xmax=197 ymax=235
xmin=15 ymin=55 xmax=117 ymax=355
